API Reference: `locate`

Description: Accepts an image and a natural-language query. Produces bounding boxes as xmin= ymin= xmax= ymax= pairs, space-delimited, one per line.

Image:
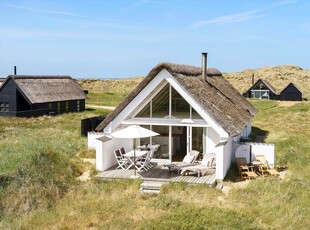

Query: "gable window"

xmin=171 ymin=87 xmax=190 ymax=118
xmin=0 ymin=102 xmax=9 ymax=112
xmin=135 ymin=83 xmax=203 ymax=120
xmin=152 ymin=84 xmax=169 ymax=118
xmin=137 ymin=102 xmax=150 ymax=117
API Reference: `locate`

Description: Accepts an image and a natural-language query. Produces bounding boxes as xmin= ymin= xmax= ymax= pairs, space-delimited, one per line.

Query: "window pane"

xmin=171 ymin=87 xmax=190 ymax=118
xmin=192 ymin=127 xmax=204 ymax=154
xmin=191 ymin=108 xmax=203 ymax=119
xmin=136 ymin=102 xmax=150 ymax=117
xmin=152 ymin=125 xmax=169 ymax=160
xmin=140 ymin=125 xmax=150 ymax=146
xmin=152 ymin=84 xmax=169 ymax=118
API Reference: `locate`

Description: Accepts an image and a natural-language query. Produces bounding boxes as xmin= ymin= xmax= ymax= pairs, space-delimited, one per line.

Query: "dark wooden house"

xmin=0 ymin=78 xmax=5 ymax=88
xmin=0 ymin=75 xmax=86 ymax=117
xmin=279 ymin=83 xmax=302 ymax=101
xmin=243 ymin=79 xmax=278 ymax=100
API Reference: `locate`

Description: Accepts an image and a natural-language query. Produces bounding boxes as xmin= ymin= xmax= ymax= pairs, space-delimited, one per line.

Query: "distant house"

xmin=280 ymin=83 xmax=302 ymax=101
xmin=243 ymin=79 xmax=302 ymax=101
xmin=243 ymin=79 xmax=278 ymax=100
xmin=90 ymin=54 xmax=258 ymax=180
xmin=0 ymin=75 xmax=86 ymax=117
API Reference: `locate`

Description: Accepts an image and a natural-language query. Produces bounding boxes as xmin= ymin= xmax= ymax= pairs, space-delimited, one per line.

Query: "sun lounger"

xmin=255 ymin=155 xmax=280 ymax=177
xmin=236 ymin=157 xmax=258 ymax=180
xmin=164 ymin=150 xmax=199 ymax=174
xmin=181 ymin=154 xmax=216 ymax=177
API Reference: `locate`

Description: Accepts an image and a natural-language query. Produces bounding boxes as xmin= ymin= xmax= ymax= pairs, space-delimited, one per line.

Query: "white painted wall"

xmin=233 ymin=142 xmax=275 ymax=166
xmin=233 ymin=121 xmax=253 ymax=142
xmin=88 ymin=132 xmax=104 ymax=149
xmin=223 ymin=137 xmax=233 ymax=178
xmin=206 ymin=127 xmax=220 ymax=154
xmin=246 ymin=121 xmax=252 ymax=137
xmin=251 ymin=143 xmax=275 ymax=166
xmin=215 ymin=137 xmax=232 ymax=180
xmin=96 ymin=137 xmax=133 ymax=171
xmin=215 ymin=145 xmax=224 ymax=180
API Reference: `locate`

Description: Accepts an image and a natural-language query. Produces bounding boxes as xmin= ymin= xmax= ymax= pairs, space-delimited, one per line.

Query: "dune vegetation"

xmin=0 ymin=70 xmax=309 ymax=229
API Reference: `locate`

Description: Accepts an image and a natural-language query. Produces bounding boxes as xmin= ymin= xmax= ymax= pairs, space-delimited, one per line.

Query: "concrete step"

xmin=139 ymin=181 xmax=167 ymax=194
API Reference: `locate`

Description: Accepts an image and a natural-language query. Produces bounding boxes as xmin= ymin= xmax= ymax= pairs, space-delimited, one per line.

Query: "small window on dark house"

xmin=65 ymin=101 xmax=69 ymax=112
xmin=0 ymin=102 xmax=9 ymax=112
xmin=77 ymin=101 xmax=80 ymax=112
xmin=57 ymin=102 xmax=61 ymax=113
xmin=48 ymin=103 xmax=52 ymax=108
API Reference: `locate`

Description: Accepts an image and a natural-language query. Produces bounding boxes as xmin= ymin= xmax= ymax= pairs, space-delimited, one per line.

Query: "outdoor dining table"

xmin=123 ymin=150 xmax=148 ymax=170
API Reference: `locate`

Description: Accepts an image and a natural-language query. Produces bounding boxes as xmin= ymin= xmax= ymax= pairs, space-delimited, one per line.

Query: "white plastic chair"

xmin=114 ymin=149 xmax=130 ymax=170
xmin=136 ymin=151 xmax=152 ymax=171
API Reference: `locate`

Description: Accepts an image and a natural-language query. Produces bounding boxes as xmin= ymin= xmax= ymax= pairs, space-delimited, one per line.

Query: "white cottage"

xmin=92 ymin=54 xmax=257 ymax=180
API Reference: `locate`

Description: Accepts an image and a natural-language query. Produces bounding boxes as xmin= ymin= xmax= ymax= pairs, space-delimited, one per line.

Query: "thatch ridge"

xmin=95 ymin=62 xmax=257 ymax=136
xmin=9 ymin=75 xmax=72 ymax=80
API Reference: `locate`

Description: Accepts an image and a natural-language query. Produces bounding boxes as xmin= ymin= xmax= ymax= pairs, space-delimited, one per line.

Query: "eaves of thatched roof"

xmin=96 ymin=63 xmax=257 ymax=136
xmin=6 ymin=75 xmax=86 ymax=104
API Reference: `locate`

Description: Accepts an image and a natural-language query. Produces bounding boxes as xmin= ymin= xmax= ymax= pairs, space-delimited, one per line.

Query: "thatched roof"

xmin=280 ymin=82 xmax=302 ymax=94
xmin=5 ymin=75 xmax=86 ymax=103
xmin=96 ymin=62 xmax=257 ymax=136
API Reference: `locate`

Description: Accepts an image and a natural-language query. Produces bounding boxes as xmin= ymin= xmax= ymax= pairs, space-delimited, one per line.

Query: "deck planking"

xmin=96 ymin=165 xmax=216 ymax=186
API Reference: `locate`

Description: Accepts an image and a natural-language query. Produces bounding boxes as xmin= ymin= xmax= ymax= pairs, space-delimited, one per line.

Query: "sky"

xmin=0 ymin=0 xmax=310 ymax=79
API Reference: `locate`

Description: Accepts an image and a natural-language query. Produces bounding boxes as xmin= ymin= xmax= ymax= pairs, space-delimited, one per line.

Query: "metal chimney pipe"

xmin=14 ymin=66 xmax=17 ymax=75
xmin=202 ymin=52 xmax=208 ymax=81
xmin=252 ymin=73 xmax=254 ymax=85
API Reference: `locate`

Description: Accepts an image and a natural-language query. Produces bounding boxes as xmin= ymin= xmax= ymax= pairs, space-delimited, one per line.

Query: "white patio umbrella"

xmin=111 ymin=125 xmax=159 ymax=177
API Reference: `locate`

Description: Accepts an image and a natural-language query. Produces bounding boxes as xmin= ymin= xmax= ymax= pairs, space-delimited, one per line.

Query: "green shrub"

xmin=0 ymin=151 xmax=79 ymax=216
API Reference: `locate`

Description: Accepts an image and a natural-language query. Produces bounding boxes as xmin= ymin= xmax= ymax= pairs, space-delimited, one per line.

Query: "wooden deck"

xmin=96 ymin=164 xmax=216 ymax=186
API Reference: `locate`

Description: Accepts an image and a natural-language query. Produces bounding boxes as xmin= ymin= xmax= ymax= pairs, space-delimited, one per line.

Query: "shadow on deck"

xmin=96 ymin=164 xmax=216 ymax=186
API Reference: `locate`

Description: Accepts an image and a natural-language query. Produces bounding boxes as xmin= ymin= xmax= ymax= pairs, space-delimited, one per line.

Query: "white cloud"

xmin=0 ymin=3 xmax=89 ymax=19
xmin=192 ymin=0 xmax=296 ymax=28
xmin=193 ymin=10 xmax=264 ymax=28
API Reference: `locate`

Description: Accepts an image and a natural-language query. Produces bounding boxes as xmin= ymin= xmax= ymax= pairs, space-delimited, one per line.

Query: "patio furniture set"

xmin=114 ymin=147 xmax=216 ymax=178
xmin=114 ymin=145 xmax=160 ymax=171
xmin=236 ymin=155 xmax=280 ymax=180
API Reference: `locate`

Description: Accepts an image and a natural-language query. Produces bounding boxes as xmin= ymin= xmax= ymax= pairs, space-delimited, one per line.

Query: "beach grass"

xmin=0 ymin=97 xmax=309 ymax=229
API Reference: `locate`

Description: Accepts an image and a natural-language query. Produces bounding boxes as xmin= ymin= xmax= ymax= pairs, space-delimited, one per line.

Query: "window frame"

xmin=0 ymin=101 xmax=9 ymax=112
